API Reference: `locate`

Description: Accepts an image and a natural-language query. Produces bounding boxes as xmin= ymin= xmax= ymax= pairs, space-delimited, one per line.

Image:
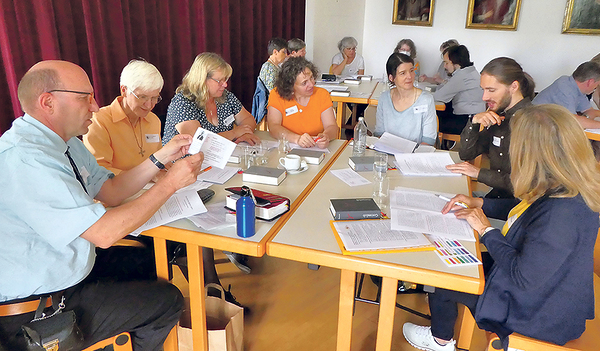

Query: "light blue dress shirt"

xmin=374 ymin=90 xmax=438 ymax=145
xmin=533 ymin=75 xmax=591 ymax=114
xmin=0 ymin=115 xmax=112 ymax=301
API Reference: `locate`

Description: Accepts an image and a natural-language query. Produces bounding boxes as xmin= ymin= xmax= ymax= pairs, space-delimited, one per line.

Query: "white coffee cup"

xmin=279 ymin=154 xmax=301 ymax=171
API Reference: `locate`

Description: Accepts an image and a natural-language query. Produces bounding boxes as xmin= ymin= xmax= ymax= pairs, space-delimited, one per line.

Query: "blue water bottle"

xmin=236 ymin=186 xmax=256 ymax=238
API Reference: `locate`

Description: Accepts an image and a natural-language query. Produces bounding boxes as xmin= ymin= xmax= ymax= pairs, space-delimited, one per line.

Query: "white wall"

xmin=306 ymin=0 xmax=600 ymax=91
xmin=305 ymin=0 xmax=366 ymax=75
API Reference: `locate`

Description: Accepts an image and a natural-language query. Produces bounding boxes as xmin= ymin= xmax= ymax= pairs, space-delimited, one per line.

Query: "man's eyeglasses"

xmin=129 ymin=90 xmax=162 ymax=104
xmin=209 ymin=76 xmax=229 ymax=86
xmin=47 ymin=89 xmax=95 ymax=104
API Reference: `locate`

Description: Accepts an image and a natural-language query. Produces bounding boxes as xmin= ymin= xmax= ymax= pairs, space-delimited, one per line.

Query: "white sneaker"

xmin=402 ymin=323 xmax=456 ymax=351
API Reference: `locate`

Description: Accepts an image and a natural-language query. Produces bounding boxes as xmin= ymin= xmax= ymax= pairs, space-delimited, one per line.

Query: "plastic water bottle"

xmin=353 ymin=117 xmax=367 ymax=156
xmin=236 ymin=186 xmax=255 ymax=238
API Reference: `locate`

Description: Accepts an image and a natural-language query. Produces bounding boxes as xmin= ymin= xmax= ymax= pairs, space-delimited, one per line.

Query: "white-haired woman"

xmin=163 ymin=52 xmax=259 ymax=145
xmin=84 ymin=59 xmax=164 ymax=174
xmin=330 ymin=36 xmax=364 ymax=78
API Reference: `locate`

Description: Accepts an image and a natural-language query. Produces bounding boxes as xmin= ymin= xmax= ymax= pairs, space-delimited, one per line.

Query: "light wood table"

xmin=143 ymin=136 xmax=348 ymax=351
xmin=329 ymin=79 xmax=380 ymax=138
xmin=267 ymin=146 xmax=485 ymax=351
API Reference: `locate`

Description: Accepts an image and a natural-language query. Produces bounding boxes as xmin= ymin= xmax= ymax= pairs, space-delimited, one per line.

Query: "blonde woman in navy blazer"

xmin=403 ymin=104 xmax=600 ymax=351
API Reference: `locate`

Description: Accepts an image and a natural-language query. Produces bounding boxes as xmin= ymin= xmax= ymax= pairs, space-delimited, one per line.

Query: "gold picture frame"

xmin=392 ymin=0 xmax=435 ymax=27
xmin=562 ymin=0 xmax=600 ymax=35
xmin=465 ymin=0 xmax=522 ymax=31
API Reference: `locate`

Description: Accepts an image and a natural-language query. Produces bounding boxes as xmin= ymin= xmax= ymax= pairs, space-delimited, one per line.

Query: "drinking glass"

xmin=278 ymin=133 xmax=290 ymax=154
xmin=373 ymin=152 xmax=388 ymax=181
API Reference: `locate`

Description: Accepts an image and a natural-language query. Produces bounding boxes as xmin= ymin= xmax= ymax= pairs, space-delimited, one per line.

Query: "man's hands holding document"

xmin=441 ymin=194 xmax=490 ymax=235
xmin=161 ymin=152 xmax=204 ymax=192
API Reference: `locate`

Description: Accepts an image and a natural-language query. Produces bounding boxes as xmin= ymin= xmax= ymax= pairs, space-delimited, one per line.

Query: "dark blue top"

xmin=476 ymin=195 xmax=598 ymax=345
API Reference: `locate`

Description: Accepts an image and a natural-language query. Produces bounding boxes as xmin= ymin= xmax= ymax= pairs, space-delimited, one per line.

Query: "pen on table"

xmin=435 ymin=194 xmax=468 ymax=209
xmin=201 ymin=166 xmax=212 ymax=173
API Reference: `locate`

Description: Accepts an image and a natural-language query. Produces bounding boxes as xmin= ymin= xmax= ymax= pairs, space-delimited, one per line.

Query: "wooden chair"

xmin=487 ymin=228 xmax=600 ymax=350
xmin=437 ymin=132 xmax=461 ymax=150
xmin=83 ymin=332 xmax=132 ymax=351
xmin=256 ymin=117 xmax=268 ymax=131
xmin=487 ymin=273 xmax=600 ymax=351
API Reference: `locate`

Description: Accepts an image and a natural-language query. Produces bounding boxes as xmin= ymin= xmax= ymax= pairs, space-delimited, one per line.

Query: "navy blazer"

xmin=477 ymin=195 xmax=598 ymax=346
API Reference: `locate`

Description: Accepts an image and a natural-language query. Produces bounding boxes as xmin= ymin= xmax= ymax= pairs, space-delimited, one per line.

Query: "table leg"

xmin=335 ymin=102 xmax=347 ymax=139
xmin=375 ymin=277 xmax=397 ymax=351
xmin=336 ymin=269 xmax=355 ymax=351
xmin=455 ymin=304 xmax=475 ymax=350
xmin=153 ymin=238 xmax=178 ymax=351
xmin=187 ymin=244 xmax=208 ymax=351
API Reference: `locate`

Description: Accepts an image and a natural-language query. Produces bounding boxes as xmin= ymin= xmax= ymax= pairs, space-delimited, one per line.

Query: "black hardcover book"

xmin=329 ymin=198 xmax=382 ymax=220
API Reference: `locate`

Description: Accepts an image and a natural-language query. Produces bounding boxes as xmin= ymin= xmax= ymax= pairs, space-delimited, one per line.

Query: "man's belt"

xmin=0 ymin=296 xmax=54 ymax=317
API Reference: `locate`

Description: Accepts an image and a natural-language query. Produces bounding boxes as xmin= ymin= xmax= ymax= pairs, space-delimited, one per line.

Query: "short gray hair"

xmin=287 ymin=38 xmax=306 ymax=53
xmin=120 ymin=59 xmax=164 ymax=92
xmin=337 ymin=37 xmax=358 ymax=53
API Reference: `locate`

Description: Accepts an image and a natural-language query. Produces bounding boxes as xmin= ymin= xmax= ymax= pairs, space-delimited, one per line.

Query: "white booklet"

xmin=330 ymin=168 xmax=371 ymax=187
xmin=130 ymin=190 xmax=207 ymax=236
xmin=188 ymin=127 xmax=237 ymax=169
xmin=394 ymin=152 xmax=459 ymax=176
xmin=373 ymin=132 xmax=417 ymax=154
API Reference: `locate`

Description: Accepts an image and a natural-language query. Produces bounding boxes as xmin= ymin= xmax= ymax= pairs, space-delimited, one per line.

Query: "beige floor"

xmin=173 ymin=252 xmax=489 ymax=351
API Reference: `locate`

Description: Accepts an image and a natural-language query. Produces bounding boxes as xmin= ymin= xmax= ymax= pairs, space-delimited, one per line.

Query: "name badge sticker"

xmin=223 ymin=114 xmax=235 ymax=126
xmin=413 ymin=105 xmax=428 ymax=114
xmin=492 ymin=136 xmax=502 ymax=147
xmin=285 ymin=105 xmax=299 ymax=116
xmin=145 ymin=134 xmax=160 ymax=143
xmin=80 ymin=166 xmax=90 ymax=185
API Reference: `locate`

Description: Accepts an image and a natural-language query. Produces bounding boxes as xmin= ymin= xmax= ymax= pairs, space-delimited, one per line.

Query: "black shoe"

xmin=369 ymin=275 xmax=424 ymax=294
xmin=224 ymin=251 xmax=251 ymax=274
xmin=224 ymin=284 xmax=251 ymax=314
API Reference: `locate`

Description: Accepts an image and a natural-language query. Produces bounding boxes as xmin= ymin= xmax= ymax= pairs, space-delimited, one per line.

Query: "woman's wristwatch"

xmin=149 ymin=154 xmax=166 ymax=170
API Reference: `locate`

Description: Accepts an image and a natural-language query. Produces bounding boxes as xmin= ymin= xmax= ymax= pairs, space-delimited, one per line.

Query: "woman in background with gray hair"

xmin=394 ymin=38 xmax=420 ymax=78
xmin=330 ymin=36 xmax=364 ymax=78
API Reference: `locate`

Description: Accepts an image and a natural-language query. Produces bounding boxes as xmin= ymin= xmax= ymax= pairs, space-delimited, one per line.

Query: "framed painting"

xmin=562 ymin=0 xmax=600 ymax=35
xmin=465 ymin=0 xmax=522 ymax=31
xmin=393 ymin=0 xmax=435 ymax=27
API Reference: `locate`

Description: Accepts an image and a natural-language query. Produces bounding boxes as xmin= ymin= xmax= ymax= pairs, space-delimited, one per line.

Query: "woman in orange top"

xmin=267 ymin=57 xmax=339 ymax=148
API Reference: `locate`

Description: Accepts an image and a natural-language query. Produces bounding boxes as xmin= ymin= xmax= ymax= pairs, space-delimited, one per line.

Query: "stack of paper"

xmin=394 ymin=153 xmax=459 ymax=177
xmin=388 ymin=188 xmax=475 ymax=241
xmin=131 ymin=190 xmax=208 ymax=236
xmin=330 ymin=219 xmax=433 ymax=254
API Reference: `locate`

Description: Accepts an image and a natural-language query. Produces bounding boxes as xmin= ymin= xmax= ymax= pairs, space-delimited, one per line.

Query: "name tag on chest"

xmin=492 ymin=136 xmax=502 ymax=147
xmin=413 ymin=105 xmax=427 ymax=114
xmin=145 ymin=134 xmax=160 ymax=143
xmin=285 ymin=105 xmax=299 ymax=116
xmin=223 ymin=114 xmax=235 ymax=125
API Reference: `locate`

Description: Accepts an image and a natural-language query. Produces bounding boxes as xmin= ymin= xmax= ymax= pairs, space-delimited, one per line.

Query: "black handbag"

xmin=20 ymin=295 xmax=84 ymax=351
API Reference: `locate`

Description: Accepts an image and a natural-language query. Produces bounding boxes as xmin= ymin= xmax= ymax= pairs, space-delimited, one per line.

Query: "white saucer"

xmin=280 ymin=161 xmax=309 ymax=174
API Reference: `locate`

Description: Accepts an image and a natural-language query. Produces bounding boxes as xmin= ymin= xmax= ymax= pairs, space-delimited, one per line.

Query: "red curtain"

xmin=0 ymin=0 xmax=305 ymax=134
